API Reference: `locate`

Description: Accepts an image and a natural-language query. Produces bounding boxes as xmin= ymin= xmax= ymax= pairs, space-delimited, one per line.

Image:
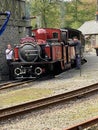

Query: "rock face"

xmin=0 ymin=0 xmax=30 ymax=80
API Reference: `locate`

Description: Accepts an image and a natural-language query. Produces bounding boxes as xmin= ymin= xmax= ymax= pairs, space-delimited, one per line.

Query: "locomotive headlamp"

xmin=14 ymin=67 xmax=22 ymax=76
xmin=35 ymin=67 xmax=42 ymax=76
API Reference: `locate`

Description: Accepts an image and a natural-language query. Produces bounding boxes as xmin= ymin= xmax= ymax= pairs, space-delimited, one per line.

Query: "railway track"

xmin=0 ymin=80 xmax=22 ymax=87
xmin=0 ymin=79 xmax=35 ymax=91
xmin=0 ymin=82 xmax=98 ymax=121
xmin=0 ymin=75 xmax=53 ymax=91
xmin=65 ymin=116 xmax=98 ymax=130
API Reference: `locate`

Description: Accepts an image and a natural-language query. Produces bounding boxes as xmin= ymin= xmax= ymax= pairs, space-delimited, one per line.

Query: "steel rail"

xmin=0 ymin=75 xmax=51 ymax=91
xmin=0 ymin=79 xmax=34 ymax=90
xmin=64 ymin=116 xmax=98 ymax=130
xmin=0 ymin=80 xmax=22 ymax=87
xmin=0 ymin=82 xmax=98 ymax=120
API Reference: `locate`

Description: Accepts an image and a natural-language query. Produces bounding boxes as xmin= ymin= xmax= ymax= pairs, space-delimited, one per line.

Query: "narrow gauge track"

xmin=0 ymin=75 xmax=53 ymax=91
xmin=0 ymin=79 xmax=36 ymax=91
xmin=65 ymin=116 xmax=98 ymax=130
xmin=0 ymin=82 xmax=98 ymax=121
xmin=0 ymin=80 xmax=22 ymax=87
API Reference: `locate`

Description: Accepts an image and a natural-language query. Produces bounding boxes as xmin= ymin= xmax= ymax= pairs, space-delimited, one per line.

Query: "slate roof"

xmin=78 ymin=20 xmax=98 ymax=35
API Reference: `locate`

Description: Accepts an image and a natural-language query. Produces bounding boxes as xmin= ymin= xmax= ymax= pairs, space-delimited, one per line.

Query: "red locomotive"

xmin=11 ymin=28 xmax=85 ymax=79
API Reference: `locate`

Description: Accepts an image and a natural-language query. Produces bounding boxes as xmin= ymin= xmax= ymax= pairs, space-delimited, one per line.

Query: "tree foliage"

xmin=27 ymin=0 xmax=96 ymax=29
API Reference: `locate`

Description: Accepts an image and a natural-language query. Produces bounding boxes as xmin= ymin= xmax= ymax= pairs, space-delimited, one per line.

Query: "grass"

xmin=0 ymin=87 xmax=53 ymax=108
xmin=68 ymin=102 xmax=98 ymax=121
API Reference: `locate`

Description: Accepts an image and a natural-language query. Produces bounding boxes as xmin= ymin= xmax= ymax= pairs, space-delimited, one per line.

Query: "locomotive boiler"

xmin=11 ymin=28 xmax=85 ymax=79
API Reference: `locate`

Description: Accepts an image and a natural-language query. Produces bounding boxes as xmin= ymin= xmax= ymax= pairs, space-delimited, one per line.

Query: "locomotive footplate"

xmin=11 ymin=59 xmax=64 ymax=65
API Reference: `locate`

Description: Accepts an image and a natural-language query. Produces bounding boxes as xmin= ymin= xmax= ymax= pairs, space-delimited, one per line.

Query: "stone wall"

xmin=0 ymin=0 xmax=30 ymax=80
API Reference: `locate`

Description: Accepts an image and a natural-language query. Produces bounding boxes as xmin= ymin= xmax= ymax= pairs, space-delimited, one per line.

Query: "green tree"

xmin=27 ymin=0 xmax=96 ymax=29
xmin=29 ymin=0 xmax=61 ymax=28
xmin=65 ymin=0 xmax=96 ymax=28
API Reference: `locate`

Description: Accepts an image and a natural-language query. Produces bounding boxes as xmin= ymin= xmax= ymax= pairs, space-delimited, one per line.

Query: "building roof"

xmin=78 ymin=20 xmax=98 ymax=35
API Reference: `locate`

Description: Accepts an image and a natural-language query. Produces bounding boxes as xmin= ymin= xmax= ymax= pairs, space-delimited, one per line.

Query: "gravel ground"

xmin=28 ymin=51 xmax=98 ymax=95
xmin=0 ymin=92 xmax=98 ymax=130
xmin=1 ymin=51 xmax=98 ymax=130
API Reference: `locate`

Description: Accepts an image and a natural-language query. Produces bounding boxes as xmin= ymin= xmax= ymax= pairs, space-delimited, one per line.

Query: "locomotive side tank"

xmin=10 ymin=28 xmax=85 ymax=79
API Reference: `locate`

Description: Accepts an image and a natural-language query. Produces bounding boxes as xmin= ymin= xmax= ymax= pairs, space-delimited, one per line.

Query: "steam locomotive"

xmin=10 ymin=28 xmax=85 ymax=79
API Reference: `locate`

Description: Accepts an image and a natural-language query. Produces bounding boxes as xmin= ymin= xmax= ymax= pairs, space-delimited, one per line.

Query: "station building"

xmin=79 ymin=13 xmax=98 ymax=51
